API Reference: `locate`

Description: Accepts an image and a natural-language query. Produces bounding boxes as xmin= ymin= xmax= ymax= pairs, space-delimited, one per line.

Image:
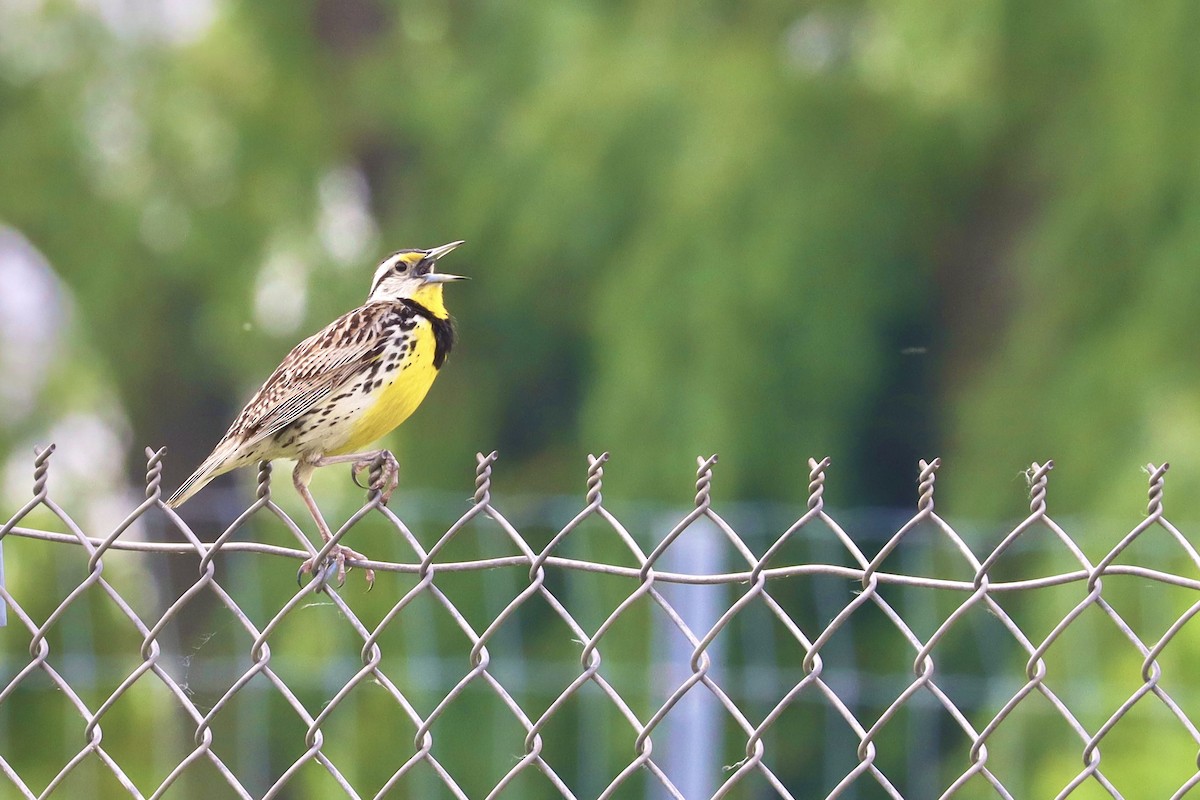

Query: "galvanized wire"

xmin=1 ymin=447 xmax=1199 ymax=798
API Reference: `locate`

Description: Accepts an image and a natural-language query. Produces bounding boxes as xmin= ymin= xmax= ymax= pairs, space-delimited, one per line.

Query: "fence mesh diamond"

xmin=2 ymin=446 xmax=1199 ymax=798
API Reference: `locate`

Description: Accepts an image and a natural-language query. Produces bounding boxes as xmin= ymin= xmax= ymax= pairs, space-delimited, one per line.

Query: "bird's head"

xmin=366 ymin=241 xmax=467 ymax=315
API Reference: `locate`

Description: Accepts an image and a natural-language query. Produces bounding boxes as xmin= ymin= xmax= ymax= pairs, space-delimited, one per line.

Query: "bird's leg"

xmin=309 ymin=449 xmax=400 ymax=504
xmin=293 ymin=461 xmax=374 ymax=590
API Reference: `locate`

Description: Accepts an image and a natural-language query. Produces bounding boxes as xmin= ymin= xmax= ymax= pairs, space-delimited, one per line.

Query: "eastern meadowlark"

xmin=167 ymin=241 xmax=468 ymax=586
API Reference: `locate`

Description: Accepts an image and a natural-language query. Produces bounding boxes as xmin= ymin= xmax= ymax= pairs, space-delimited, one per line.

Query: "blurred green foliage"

xmin=3 ymin=0 xmax=1200 ymax=796
xmin=0 ymin=0 xmax=973 ymax=508
xmin=1 ymin=0 xmax=1197 ymax=512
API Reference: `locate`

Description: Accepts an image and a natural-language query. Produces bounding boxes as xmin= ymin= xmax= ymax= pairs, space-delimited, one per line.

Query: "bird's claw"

xmin=350 ymin=451 xmax=400 ymax=504
xmin=298 ymin=544 xmax=376 ymax=592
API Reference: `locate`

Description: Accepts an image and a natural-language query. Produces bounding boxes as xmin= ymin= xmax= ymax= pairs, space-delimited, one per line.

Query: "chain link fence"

xmin=2 ymin=446 xmax=1199 ymax=798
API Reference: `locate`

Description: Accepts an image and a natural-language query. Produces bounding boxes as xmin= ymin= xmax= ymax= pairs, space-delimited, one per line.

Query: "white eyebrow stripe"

xmin=368 ymin=252 xmax=422 ymax=296
xmin=368 ymin=259 xmax=395 ymax=295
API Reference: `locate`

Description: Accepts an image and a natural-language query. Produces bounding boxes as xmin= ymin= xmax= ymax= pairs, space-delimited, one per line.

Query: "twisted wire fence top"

xmin=1 ymin=447 xmax=1198 ymax=799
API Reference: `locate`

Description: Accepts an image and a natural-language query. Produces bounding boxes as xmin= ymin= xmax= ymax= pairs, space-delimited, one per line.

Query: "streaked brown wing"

xmin=227 ymin=304 xmax=390 ymax=447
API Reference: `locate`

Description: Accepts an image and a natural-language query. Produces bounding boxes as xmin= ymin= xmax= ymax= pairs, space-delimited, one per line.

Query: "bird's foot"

xmin=298 ymin=542 xmax=375 ymax=591
xmin=351 ymin=450 xmax=399 ymax=504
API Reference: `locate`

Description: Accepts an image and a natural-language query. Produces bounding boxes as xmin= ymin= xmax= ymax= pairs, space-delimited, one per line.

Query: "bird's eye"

xmin=393 ymin=261 xmax=408 ymax=274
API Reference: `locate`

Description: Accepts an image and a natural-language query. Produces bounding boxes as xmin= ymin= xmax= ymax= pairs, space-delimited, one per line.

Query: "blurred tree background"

xmin=2 ymin=0 xmax=1200 ymax=797
xmin=4 ymin=0 xmax=1198 ymax=515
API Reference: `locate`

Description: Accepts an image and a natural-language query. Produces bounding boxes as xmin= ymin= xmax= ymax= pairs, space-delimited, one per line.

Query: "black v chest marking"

xmin=400 ymin=299 xmax=456 ymax=369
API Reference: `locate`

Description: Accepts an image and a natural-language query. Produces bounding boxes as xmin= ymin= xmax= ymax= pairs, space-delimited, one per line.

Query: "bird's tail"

xmin=166 ymin=441 xmax=243 ymax=508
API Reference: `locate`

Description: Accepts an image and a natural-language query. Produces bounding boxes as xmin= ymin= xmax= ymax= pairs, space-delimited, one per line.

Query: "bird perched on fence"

xmin=166 ymin=241 xmax=468 ymax=587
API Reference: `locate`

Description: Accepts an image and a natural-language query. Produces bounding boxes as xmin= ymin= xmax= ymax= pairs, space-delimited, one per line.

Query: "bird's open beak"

xmin=423 ymin=272 xmax=467 ymax=283
xmin=426 ymin=240 xmax=464 ymax=261
xmin=422 ymin=240 xmax=468 ymax=282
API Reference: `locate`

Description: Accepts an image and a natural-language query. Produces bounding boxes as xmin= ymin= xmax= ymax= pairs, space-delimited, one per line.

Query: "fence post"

xmin=658 ymin=514 xmax=725 ymax=798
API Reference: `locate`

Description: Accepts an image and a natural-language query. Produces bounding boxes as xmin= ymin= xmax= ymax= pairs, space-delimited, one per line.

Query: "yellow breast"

xmin=329 ymin=326 xmax=440 ymax=455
